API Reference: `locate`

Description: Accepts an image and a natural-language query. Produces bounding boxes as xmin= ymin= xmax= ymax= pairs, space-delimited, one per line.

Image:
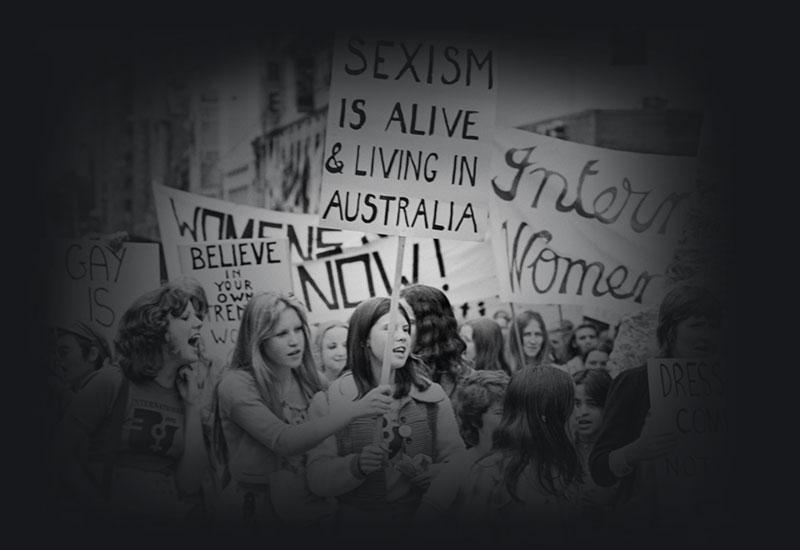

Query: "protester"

xmin=589 ymin=284 xmax=722 ymax=530
xmin=414 ymin=369 xmax=510 ymax=527
xmin=570 ymin=368 xmax=617 ymax=528
xmin=508 ymin=309 xmax=555 ymax=371
xmin=492 ymin=309 xmax=512 ymax=341
xmin=564 ymin=323 xmax=600 ymax=375
xmin=454 ymin=366 xmax=579 ymax=543
xmin=53 ymin=279 xmax=210 ymax=526
xmin=548 ymin=327 xmax=569 ymax=364
xmin=400 ymin=284 xmax=473 ymax=398
xmin=582 ymin=345 xmax=611 ymax=372
xmin=212 ymin=291 xmax=392 ymax=530
xmin=306 ymin=296 xmax=465 ymax=531
xmin=49 ymin=322 xmax=112 ymax=418
xmin=313 ymin=320 xmax=349 ymax=387
xmin=459 ymin=318 xmax=512 ymax=375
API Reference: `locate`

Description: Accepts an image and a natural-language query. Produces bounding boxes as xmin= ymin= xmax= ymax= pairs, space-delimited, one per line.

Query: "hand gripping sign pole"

xmin=374 ymin=236 xmax=407 ymax=448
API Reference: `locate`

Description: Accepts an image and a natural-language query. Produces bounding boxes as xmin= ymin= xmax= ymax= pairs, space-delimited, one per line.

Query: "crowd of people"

xmin=45 ymin=276 xmax=724 ymax=544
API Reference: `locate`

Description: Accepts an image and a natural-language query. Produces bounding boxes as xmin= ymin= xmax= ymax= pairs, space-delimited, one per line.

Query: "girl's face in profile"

xmin=321 ymin=326 xmax=348 ymax=377
xmin=166 ymin=302 xmax=204 ymax=364
xmin=368 ymin=313 xmax=411 ymax=371
xmin=572 ymin=384 xmax=603 ymax=440
xmin=460 ymin=325 xmax=476 ymax=362
xmin=478 ymin=402 xmax=504 ymax=446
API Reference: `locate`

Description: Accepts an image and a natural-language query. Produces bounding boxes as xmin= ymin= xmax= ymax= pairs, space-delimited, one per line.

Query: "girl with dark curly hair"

xmin=414 ymin=369 xmax=510 ymax=527
xmin=53 ymin=278 xmax=210 ymax=525
xmin=399 ymin=284 xmax=472 ymax=398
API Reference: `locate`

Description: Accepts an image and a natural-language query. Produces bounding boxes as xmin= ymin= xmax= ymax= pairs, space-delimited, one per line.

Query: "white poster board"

xmin=490 ymin=127 xmax=697 ymax=313
xmin=318 ymin=32 xmax=497 ymax=240
xmin=293 ymin=237 xmax=498 ymax=323
xmin=177 ymin=238 xmax=293 ymax=363
xmin=47 ymin=240 xmax=161 ymax=344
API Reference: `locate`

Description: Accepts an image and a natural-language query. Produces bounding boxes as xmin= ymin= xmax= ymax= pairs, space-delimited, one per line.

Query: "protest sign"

xmin=47 ymin=240 xmax=161 ymax=344
xmin=490 ymin=127 xmax=697 ymax=313
xmin=178 ymin=238 xmax=293 ymax=363
xmin=647 ymin=358 xmax=727 ymax=522
xmin=317 ymin=32 xmax=497 ymax=240
xmin=153 ymin=184 xmax=371 ymax=280
xmin=293 ymin=237 xmax=498 ymax=323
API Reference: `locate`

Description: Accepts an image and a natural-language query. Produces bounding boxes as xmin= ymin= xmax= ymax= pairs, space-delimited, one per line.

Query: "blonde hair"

xmin=229 ymin=291 xmax=322 ymax=418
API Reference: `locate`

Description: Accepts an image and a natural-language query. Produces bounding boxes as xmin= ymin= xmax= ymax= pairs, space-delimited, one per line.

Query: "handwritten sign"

xmin=318 ymin=32 xmax=497 ymax=240
xmin=153 ymin=184 xmax=372 ymax=280
xmin=178 ymin=238 xmax=293 ymax=362
xmin=293 ymin=237 xmax=498 ymax=322
xmin=490 ymin=127 xmax=697 ymax=313
xmin=647 ymin=358 xmax=727 ymax=523
xmin=47 ymin=240 xmax=161 ymax=343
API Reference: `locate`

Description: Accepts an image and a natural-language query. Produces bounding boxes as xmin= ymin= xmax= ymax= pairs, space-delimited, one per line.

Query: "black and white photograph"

xmin=22 ymin=19 xmax=753 ymax=549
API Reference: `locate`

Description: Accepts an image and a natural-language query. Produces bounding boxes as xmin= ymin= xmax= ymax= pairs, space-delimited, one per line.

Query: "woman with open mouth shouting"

xmin=52 ymin=278 xmax=211 ymax=528
xmin=211 ymin=292 xmax=393 ymax=532
xmin=306 ymin=296 xmax=465 ymax=532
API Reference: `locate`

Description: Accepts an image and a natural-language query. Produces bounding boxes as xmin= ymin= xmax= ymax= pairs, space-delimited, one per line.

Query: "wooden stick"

xmin=374 ymin=235 xmax=407 ymax=446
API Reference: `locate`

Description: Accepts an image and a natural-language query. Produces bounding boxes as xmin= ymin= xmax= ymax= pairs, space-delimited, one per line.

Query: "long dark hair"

xmin=465 ymin=317 xmax=512 ymax=375
xmin=345 ymin=296 xmax=430 ymax=399
xmin=508 ymin=310 xmax=552 ymax=370
xmin=492 ymin=366 xmax=579 ymax=499
xmin=400 ymin=284 xmax=466 ymax=383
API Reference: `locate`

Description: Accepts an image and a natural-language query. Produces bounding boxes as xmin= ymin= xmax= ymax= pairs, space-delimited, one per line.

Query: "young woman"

xmin=459 ymin=318 xmax=512 ymax=375
xmin=414 ymin=369 xmax=510 ymax=527
xmin=455 ymin=366 xmax=580 ymax=543
xmin=306 ymin=296 xmax=465 ymax=529
xmin=400 ymin=284 xmax=472 ymax=398
xmin=582 ymin=346 xmax=611 ymax=372
xmin=213 ymin=292 xmax=392 ymax=529
xmin=313 ymin=320 xmax=349 ymax=387
xmin=564 ymin=324 xmax=600 ymax=375
xmin=53 ymin=279 xmax=210 ymax=526
xmin=570 ymin=368 xmax=617 ymax=526
xmin=508 ymin=310 xmax=555 ymax=371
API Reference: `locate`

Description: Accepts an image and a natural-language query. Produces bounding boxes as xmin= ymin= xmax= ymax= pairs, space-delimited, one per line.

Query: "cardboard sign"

xmin=318 ymin=32 xmax=497 ymax=241
xmin=647 ymin=358 xmax=727 ymax=521
xmin=47 ymin=240 xmax=161 ymax=344
xmin=153 ymin=184 xmax=371 ymax=280
xmin=292 ymin=237 xmax=498 ymax=322
xmin=490 ymin=127 xmax=697 ymax=313
xmin=178 ymin=238 xmax=293 ymax=363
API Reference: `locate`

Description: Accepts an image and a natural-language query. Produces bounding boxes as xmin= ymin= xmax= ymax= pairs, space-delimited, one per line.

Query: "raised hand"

xmin=176 ymin=363 xmax=205 ymax=406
